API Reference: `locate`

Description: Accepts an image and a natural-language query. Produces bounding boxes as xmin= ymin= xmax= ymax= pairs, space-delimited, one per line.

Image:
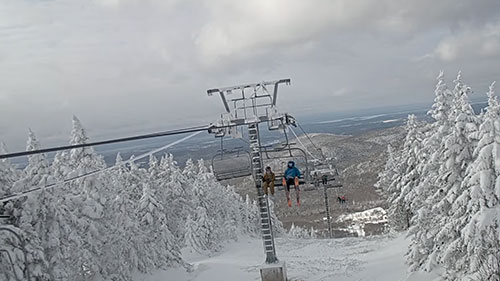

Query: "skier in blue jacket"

xmin=282 ymin=161 xmax=301 ymax=207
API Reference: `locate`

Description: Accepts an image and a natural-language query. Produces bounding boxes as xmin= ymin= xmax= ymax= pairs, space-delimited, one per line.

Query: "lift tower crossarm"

xmin=207 ymin=79 xmax=291 ymax=113
xmin=207 ymin=79 xmax=290 ymax=96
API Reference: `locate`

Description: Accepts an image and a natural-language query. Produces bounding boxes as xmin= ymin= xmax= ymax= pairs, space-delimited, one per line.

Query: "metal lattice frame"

xmin=207 ymin=79 xmax=292 ymax=264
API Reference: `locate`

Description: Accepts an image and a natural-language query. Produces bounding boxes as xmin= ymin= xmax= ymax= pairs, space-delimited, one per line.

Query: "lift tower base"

xmin=260 ymin=261 xmax=287 ymax=281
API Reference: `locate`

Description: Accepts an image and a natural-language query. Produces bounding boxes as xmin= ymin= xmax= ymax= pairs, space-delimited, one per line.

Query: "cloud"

xmin=194 ymin=0 xmax=383 ymax=65
xmin=1 ymin=0 xmax=500 ymax=151
xmin=332 ymin=88 xmax=350 ymax=97
xmin=194 ymin=0 xmax=500 ymax=66
xmin=434 ymin=22 xmax=500 ymax=61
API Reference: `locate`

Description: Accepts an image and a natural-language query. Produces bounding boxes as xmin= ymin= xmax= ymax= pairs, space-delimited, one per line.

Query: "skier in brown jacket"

xmin=262 ymin=166 xmax=275 ymax=196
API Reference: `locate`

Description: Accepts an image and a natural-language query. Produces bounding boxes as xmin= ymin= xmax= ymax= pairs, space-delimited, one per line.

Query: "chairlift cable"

xmin=236 ymin=136 xmax=250 ymax=145
xmin=0 ymin=131 xmax=202 ymax=204
xmin=288 ymin=126 xmax=321 ymax=162
xmin=296 ymin=122 xmax=326 ymax=160
xmin=0 ymin=125 xmax=210 ymax=159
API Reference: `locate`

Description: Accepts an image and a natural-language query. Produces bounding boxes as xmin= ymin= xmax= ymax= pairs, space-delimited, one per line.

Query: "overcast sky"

xmin=1 ymin=0 xmax=500 ymax=151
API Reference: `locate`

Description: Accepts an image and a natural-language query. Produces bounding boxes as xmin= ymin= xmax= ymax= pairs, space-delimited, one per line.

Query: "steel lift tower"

xmin=207 ymin=79 xmax=292 ymax=281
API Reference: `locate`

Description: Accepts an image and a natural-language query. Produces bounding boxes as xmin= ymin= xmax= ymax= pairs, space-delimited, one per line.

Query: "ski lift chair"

xmin=311 ymin=166 xmax=343 ymax=188
xmin=0 ymin=248 xmax=17 ymax=280
xmin=259 ymin=145 xmax=314 ymax=190
xmin=211 ymin=148 xmax=253 ymax=181
xmin=0 ymin=226 xmax=30 ymax=281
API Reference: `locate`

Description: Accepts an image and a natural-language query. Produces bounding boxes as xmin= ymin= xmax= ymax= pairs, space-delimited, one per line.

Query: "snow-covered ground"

xmin=337 ymin=207 xmax=388 ymax=224
xmin=134 ymin=233 xmax=441 ymax=281
xmin=336 ymin=207 xmax=388 ymax=237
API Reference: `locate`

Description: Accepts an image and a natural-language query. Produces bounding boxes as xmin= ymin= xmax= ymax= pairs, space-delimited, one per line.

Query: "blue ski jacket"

xmin=284 ymin=162 xmax=301 ymax=179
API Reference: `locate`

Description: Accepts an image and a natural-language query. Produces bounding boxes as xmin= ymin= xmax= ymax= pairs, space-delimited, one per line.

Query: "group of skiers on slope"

xmin=262 ymin=161 xmax=301 ymax=207
xmin=262 ymin=161 xmax=346 ymax=207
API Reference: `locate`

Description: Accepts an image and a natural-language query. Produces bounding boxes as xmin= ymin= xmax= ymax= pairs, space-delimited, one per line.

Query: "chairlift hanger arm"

xmin=273 ymin=79 xmax=291 ymax=106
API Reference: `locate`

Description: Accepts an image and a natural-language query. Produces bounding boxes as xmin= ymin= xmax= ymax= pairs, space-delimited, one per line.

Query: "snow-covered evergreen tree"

xmin=219 ymin=185 xmax=241 ymax=241
xmin=193 ymin=205 xmax=213 ymax=252
xmin=429 ymin=74 xmax=479 ymax=271
xmin=428 ymin=71 xmax=455 ymax=127
xmin=184 ymin=214 xmax=204 ymax=253
xmin=309 ymin=226 xmax=317 ymax=239
xmin=182 ymin=158 xmax=197 ymax=183
xmin=158 ymin=154 xmax=191 ymax=242
xmin=243 ymin=194 xmax=260 ymax=235
xmin=97 ymin=153 xmax=142 ymax=279
xmin=288 ymin=223 xmax=310 ymax=238
xmin=189 ymin=159 xmax=225 ymax=250
xmin=126 ymin=156 xmax=147 ymax=202
xmin=4 ymin=130 xmax=56 ymax=280
xmin=387 ymin=115 xmax=424 ymax=231
xmin=408 ymin=72 xmax=479 ymax=272
xmin=268 ymin=198 xmax=284 ymax=235
xmin=410 ymin=72 xmax=455 ymax=213
xmin=0 ymin=118 xmax=284 ymax=280
xmin=0 ymin=142 xmax=20 ymax=198
xmin=375 ymin=144 xmax=398 ymax=191
xmin=55 ymin=116 xmax=109 ymax=280
xmin=137 ymin=179 xmax=183 ymax=270
xmin=441 ymin=82 xmax=500 ymax=279
xmin=12 ymin=129 xmax=50 ymax=194
xmin=50 ymin=151 xmax=69 ymax=182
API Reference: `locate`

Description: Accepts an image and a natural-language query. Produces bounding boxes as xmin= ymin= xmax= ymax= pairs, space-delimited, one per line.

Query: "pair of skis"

xmin=283 ymin=177 xmax=300 ymax=207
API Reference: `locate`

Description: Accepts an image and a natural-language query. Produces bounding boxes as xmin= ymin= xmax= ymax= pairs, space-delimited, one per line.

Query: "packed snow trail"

xmin=134 ymin=234 xmax=441 ymax=281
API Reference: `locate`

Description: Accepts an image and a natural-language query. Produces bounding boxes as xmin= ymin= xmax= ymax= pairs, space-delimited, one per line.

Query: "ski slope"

xmin=134 ymin=233 xmax=441 ymax=281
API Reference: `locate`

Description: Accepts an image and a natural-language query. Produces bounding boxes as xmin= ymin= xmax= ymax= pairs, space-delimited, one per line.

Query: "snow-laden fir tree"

xmin=441 ymin=82 xmax=500 ymax=279
xmin=127 ymin=156 xmax=148 ymax=201
xmin=243 ymin=194 xmax=260 ymax=235
xmin=268 ymin=197 xmax=285 ymax=235
xmin=137 ymin=177 xmax=183 ymax=270
xmin=189 ymin=159 xmax=225 ymax=250
xmin=309 ymin=226 xmax=317 ymax=239
xmin=3 ymin=130 xmax=59 ymax=280
xmin=0 ymin=142 xmax=20 ymax=198
xmin=0 ymin=139 xmax=34 ymax=280
xmin=219 ymin=185 xmax=242 ymax=240
xmin=411 ymin=72 xmax=455 ymax=209
xmin=410 ymin=72 xmax=455 ymax=212
xmin=0 ymin=116 xmax=283 ymax=280
xmin=375 ymin=144 xmax=398 ymax=191
xmin=386 ymin=115 xmax=424 ymax=231
xmin=407 ymin=72 xmax=479 ymax=272
xmin=192 ymin=205 xmax=214 ymax=252
xmin=58 ymin=116 xmax=110 ymax=280
xmin=430 ymin=74 xmax=479 ymax=271
xmin=288 ymin=223 xmax=310 ymax=238
xmin=182 ymin=158 xmax=197 ymax=183
xmin=11 ymin=129 xmax=51 ymax=195
xmin=158 ymin=154 xmax=192 ymax=242
xmin=97 ymin=153 xmax=143 ymax=279
xmin=428 ymin=71 xmax=455 ymax=127
xmin=50 ymin=151 xmax=69 ymax=182
xmin=184 ymin=214 xmax=204 ymax=253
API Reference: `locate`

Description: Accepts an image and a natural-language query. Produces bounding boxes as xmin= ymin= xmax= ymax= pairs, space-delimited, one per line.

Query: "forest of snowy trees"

xmin=377 ymin=72 xmax=500 ymax=280
xmin=0 ymin=116 xmax=284 ymax=281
